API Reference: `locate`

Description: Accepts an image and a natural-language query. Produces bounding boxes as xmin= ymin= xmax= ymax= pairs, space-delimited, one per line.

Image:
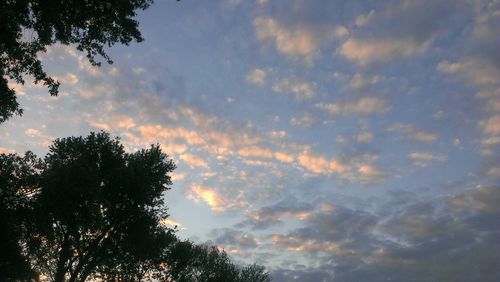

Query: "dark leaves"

xmin=0 ymin=0 xmax=153 ymax=123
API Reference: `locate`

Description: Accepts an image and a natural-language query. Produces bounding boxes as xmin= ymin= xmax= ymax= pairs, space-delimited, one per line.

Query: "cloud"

xmin=408 ymin=152 xmax=446 ymax=167
xmin=89 ymin=115 xmax=136 ymax=131
xmin=295 ymin=150 xmax=387 ymax=183
xmin=355 ymin=132 xmax=374 ymax=143
xmin=479 ymin=115 xmax=500 ymax=136
xmin=358 ymin=165 xmax=387 ymax=184
xmin=316 ymin=96 xmax=390 ymax=116
xmin=449 ymin=186 xmax=500 ymax=214
xmin=272 ymin=78 xmax=315 ymax=100
xmin=386 ymin=123 xmax=438 ymax=143
xmin=246 ymin=68 xmax=267 ymax=86
xmin=54 ymin=72 xmax=79 ymax=85
xmin=138 ymin=125 xmax=207 ymax=146
xmin=170 ymin=172 xmax=186 ymax=181
xmin=236 ymin=146 xmax=294 ymax=164
xmin=210 ymin=228 xmax=259 ymax=249
xmin=237 ymin=146 xmax=274 ymax=159
xmin=290 ymin=112 xmax=315 ymax=127
xmin=268 ymin=186 xmax=500 ymax=281
xmin=480 ymin=136 xmax=500 ymax=146
xmin=253 ymin=16 xmax=347 ymax=64
xmin=160 ymin=218 xmax=185 ymax=230
xmin=297 ymin=150 xmax=348 ymax=177
xmin=179 ymin=153 xmax=209 ymax=168
xmin=25 ymin=128 xmax=43 ymax=138
xmin=238 ymin=198 xmax=314 ymax=229
xmin=355 ymin=10 xmax=375 ymax=27
xmin=338 ymin=0 xmax=469 ymax=66
xmin=274 ymin=151 xmax=294 ymax=163
xmin=159 ymin=143 xmax=187 ymax=155
xmin=339 ymin=37 xmax=432 ymax=65
xmin=271 ymin=235 xmax=348 ymax=255
xmin=254 ymin=16 xmax=319 ymax=63
xmin=343 ymin=97 xmax=390 ymax=114
xmin=187 ymin=185 xmax=233 ymax=212
xmin=0 ymin=147 xmax=14 ymax=154
xmin=486 ymin=165 xmax=500 ymax=179
xmin=348 ymin=73 xmax=380 ymax=90
xmin=437 ymin=58 xmax=500 ymax=87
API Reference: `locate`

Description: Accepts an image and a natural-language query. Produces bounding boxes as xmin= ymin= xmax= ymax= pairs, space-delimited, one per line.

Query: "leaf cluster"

xmin=0 ymin=0 xmax=153 ymax=123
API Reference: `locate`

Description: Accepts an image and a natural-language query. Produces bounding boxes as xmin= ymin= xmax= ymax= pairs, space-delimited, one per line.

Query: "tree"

xmin=23 ymin=131 xmax=176 ymax=281
xmin=0 ymin=131 xmax=271 ymax=281
xmin=238 ymin=264 xmax=271 ymax=282
xmin=163 ymin=240 xmax=271 ymax=282
xmin=0 ymin=152 xmax=40 ymax=281
xmin=0 ymin=0 xmax=154 ymax=123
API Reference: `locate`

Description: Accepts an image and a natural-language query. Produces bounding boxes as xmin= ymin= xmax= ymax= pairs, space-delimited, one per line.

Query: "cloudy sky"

xmin=2 ymin=0 xmax=500 ymax=281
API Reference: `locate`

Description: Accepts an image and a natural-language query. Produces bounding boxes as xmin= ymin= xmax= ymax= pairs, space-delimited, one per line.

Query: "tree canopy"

xmin=0 ymin=0 xmax=154 ymax=123
xmin=0 ymin=131 xmax=270 ymax=282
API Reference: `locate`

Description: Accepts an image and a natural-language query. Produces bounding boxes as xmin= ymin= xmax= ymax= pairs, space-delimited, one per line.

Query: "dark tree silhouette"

xmin=27 ymin=132 xmax=176 ymax=282
xmin=0 ymin=132 xmax=271 ymax=281
xmin=0 ymin=0 xmax=154 ymax=123
xmin=0 ymin=152 xmax=40 ymax=281
xmin=163 ymin=241 xmax=271 ymax=282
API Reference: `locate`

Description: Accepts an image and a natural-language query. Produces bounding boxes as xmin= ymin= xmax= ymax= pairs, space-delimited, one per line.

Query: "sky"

xmin=1 ymin=0 xmax=500 ymax=281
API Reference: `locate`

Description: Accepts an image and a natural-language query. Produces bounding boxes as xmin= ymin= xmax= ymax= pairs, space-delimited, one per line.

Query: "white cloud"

xmin=246 ymin=68 xmax=267 ymax=86
xmin=479 ymin=115 xmax=500 ymax=136
xmin=180 ymin=153 xmax=209 ymax=168
xmin=355 ymin=132 xmax=374 ymax=143
xmin=254 ymin=16 xmax=318 ymax=63
xmin=480 ymin=136 xmax=500 ymax=146
xmin=358 ymin=165 xmax=387 ymax=183
xmin=253 ymin=16 xmax=347 ymax=64
xmin=387 ymin=123 xmax=438 ymax=143
xmin=339 ymin=37 xmax=432 ymax=65
xmin=298 ymin=151 xmax=346 ymax=175
xmin=25 ymin=128 xmax=43 ymax=138
xmin=343 ymin=97 xmax=390 ymax=114
xmin=355 ymin=10 xmax=375 ymax=27
xmin=437 ymin=58 xmax=500 ymax=87
xmin=290 ymin=112 xmax=315 ymax=127
xmin=408 ymin=152 xmax=446 ymax=167
xmin=316 ymin=97 xmax=390 ymax=116
xmin=272 ymin=78 xmax=315 ymax=100
xmin=187 ymin=185 xmax=229 ymax=212
xmin=348 ymin=73 xmax=380 ymax=90
xmin=187 ymin=185 xmax=247 ymax=212
xmin=486 ymin=165 xmax=500 ymax=178
xmin=54 ymin=72 xmax=79 ymax=85
xmin=0 ymin=147 xmax=14 ymax=154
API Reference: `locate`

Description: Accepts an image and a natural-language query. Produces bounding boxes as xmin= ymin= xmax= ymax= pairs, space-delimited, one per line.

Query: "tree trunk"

xmin=54 ymin=235 xmax=71 ymax=282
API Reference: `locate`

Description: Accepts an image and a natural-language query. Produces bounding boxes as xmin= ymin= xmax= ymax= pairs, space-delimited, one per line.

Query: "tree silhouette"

xmin=0 ymin=0 xmax=155 ymax=123
xmin=163 ymin=241 xmax=271 ymax=282
xmin=0 ymin=132 xmax=271 ymax=281
xmin=0 ymin=152 xmax=40 ymax=281
xmin=28 ymin=132 xmax=176 ymax=282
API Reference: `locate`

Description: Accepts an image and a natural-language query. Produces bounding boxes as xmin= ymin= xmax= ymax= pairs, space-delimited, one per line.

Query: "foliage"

xmin=0 ymin=152 xmax=40 ymax=281
xmin=163 ymin=240 xmax=270 ymax=282
xmin=0 ymin=0 xmax=154 ymax=123
xmin=0 ymin=132 xmax=270 ymax=281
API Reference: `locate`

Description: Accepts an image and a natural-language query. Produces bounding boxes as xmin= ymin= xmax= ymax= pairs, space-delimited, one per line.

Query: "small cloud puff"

xmin=246 ymin=68 xmax=267 ymax=86
xmin=272 ymin=78 xmax=315 ymax=100
xmin=408 ymin=152 xmax=446 ymax=167
xmin=386 ymin=123 xmax=438 ymax=143
xmin=316 ymin=96 xmax=390 ymax=116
